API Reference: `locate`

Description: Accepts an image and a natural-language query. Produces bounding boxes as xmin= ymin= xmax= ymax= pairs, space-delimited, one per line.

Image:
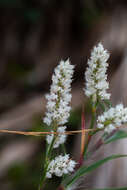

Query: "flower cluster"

xmin=46 ymin=126 xmax=67 ymax=148
xmin=97 ymin=104 xmax=127 ymax=133
xmin=85 ymin=43 xmax=110 ymax=102
xmin=44 ymin=59 xmax=74 ymax=149
xmin=46 ymin=154 xmax=76 ymax=178
xmin=43 ymin=59 xmax=74 ymax=126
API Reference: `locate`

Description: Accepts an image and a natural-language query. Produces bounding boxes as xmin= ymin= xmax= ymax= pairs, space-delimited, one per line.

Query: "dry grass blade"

xmin=0 ymin=125 xmax=126 ymax=136
xmin=0 ymin=129 xmax=95 ymax=136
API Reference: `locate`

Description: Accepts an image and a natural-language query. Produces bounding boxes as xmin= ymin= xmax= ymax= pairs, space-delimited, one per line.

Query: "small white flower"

xmin=97 ymin=104 xmax=127 ymax=133
xmin=46 ymin=154 xmax=76 ymax=178
xmin=104 ymin=124 xmax=115 ymax=133
xmin=97 ymin=123 xmax=104 ymax=129
xmin=84 ymin=43 xmax=110 ymax=102
xmin=46 ymin=126 xmax=67 ymax=148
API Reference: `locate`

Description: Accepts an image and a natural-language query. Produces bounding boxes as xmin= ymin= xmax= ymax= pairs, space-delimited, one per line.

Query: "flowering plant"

xmin=39 ymin=43 xmax=127 ymax=190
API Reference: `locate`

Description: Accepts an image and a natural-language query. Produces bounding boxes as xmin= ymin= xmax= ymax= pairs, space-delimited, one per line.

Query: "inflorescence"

xmin=97 ymin=104 xmax=127 ymax=133
xmin=44 ymin=60 xmax=76 ymax=178
xmin=44 ymin=59 xmax=74 ymax=126
xmin=43 ymin=43 xmax=127 ymax=180
xmin=46 ymin=154 xmax=76 ymax=178
xmin=44 ymin=59 xmax=74 ymax=149
xmin=85 ymin=43 xmax=110 ymax=102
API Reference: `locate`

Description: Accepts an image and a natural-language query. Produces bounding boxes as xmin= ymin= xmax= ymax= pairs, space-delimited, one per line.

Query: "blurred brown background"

xmin=1 ymin=0 xmax=127 ymax=189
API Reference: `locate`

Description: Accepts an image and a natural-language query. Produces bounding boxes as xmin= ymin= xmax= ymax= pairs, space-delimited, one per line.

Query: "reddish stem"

xmin=88 ymin=134 xmax=91 ymax=143
xmin=77 ymin=106 xmax=86 ymax=168
xmin=57 ymin=185 xmax=65 ymax=190
xmin=94 ymin=138 xmax=104 ymax=150
xmin=77 ymin=154 xmax=83 ymax=168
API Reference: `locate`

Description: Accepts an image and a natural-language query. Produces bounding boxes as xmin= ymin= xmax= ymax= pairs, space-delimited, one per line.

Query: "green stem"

xmin=38 ymin=163 xmax=48 ymax=190
xmin=99 ymin=102 xmax=106 ymax=112
xmin=39 ymin=121 xmax=59 ymax=189
xmin=61 ymin=144 xmax=66 ymax=155
xmin=83 ymin=102 xmax=97 ymax=157
xmin=90 ymin=111 xmax=96 ymax=130
xmin=46 ymin=137 xmax=56 ymax=157
xmin=39 ymin=136 xmax=56 ymax=190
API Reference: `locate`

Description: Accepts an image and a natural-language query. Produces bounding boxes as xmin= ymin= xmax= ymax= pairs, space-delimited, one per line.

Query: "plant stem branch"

xmin=83 ymin=102 xmax=97 ymax=158
xmin=39 ymin=136 xmax=56 ymax=190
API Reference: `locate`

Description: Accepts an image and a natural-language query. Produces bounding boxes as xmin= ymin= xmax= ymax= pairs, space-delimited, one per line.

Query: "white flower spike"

xmin=85 ymin=43 xmax=110 ymax=102
xmin=46 ymin=154 xmax=76 ymax=178
xmin=97 ymin=104 xmax=127 ymax=133
xmin=44 ymin=59 xmax=74 ymax=126
xmin=43 ymin=59 xmax=74 ymax=148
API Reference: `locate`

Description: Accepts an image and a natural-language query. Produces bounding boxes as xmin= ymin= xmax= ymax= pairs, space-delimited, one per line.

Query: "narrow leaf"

xmin=104 ymin=130 xmax=127 ymax=144
xmin=64 ymin=154 xmax=127 ymax=188
xmin=90 ymin=187 xmax=127 ymax=190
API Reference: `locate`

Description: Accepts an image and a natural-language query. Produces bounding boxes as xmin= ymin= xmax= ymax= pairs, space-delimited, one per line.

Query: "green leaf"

xmin=63 ymin=154 xmax=127 ymax=189
xmin=90 ymin=187 xmax=127 ymax=190
xmin=104 ymin=130 xmax=127 ymax=144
